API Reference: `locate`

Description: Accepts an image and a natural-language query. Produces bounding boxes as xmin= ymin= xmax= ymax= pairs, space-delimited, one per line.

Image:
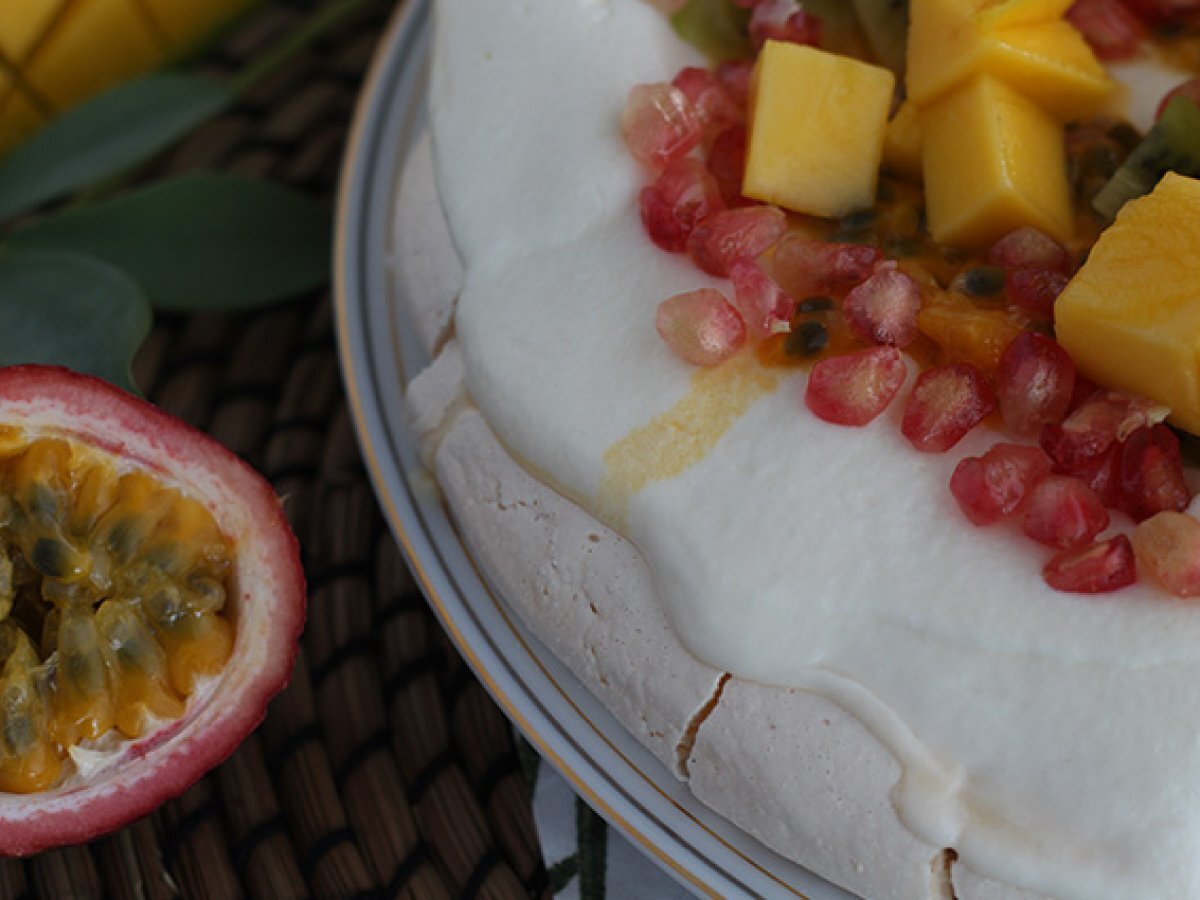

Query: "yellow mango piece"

xmin=920 ymin=75 xmax=1072 ymax=248
xmin=908 ymin=0 xmax=1113 ymax=117
xmin=1055 ymin=173 xmax=1200 ymax=435
xmin=0 ymin=0 xmax=68 ymax=64
xmin=975 ymin=0 xmax=1073 ymax=28
xmin=0 ymin=88 xmax=48 ymax=156
xmin=883 ymin=100 xmax=923 ymax=181
xmin=141 ymin=0 xmax=256 ymax=56
xmin=744 ymin=41 xmax=894 ymax=218
xmin=24 ymin=0 xmax=164 ymax=112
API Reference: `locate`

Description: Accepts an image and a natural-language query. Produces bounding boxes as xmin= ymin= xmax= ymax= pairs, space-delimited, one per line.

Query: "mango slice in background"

xmin=0 ymin=0 xmax=257 ymax=155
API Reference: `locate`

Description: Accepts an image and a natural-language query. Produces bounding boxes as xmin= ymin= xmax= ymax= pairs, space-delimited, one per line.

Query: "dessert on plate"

xmin=406 ymin=0 xmax=1200 ymax=895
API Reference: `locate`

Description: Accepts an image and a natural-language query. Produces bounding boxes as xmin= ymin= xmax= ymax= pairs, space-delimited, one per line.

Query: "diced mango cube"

xmin=883 ymin=101 xmax=923 ymax=181
xmin=975 ymin=0 xmax=1073 ymax=29
xmin=1055 ymin=173 xmax=1200 ymax=435
xmin=908 ymin=0 xmax=1113 ymax=117
xmin=744 ymin=41 xmax=895 ymax=218
xmin=141 ymin=0 xmax=255 ymax=56
xmin=920 ymin=74 xmax=1072 ymax=247
xmin=0 ymin=0 xmax=66 ymax=64
xmin=25 ymin=0 xmax=163 ymax=111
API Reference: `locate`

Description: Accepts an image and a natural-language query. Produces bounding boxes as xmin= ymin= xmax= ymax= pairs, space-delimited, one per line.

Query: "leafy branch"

xmin=0 ymin=0 xmax=370 ymax=393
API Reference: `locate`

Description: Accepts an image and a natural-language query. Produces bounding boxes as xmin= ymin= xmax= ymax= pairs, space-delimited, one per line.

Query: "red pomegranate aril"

xmin=1040 ymin=390 xmax=1168 ymax=471
xmin=987 ymin=226 xmax=1073 ymax=275
xmin=672 ymin=67 xmax=742 ymax=133
xmin=842 ymin=268 xmax=922 ymax=348
xmin=715 ymin=60 xmax=755 ymax=106
xmin=622 ymin=83 xmax=703 ymax=169
xmin=1022 ymin=475 xmax=1110 ymax=549
xmin=1068 ymin=375 xmax=1098 ymax=414
xmin=1118 ymin=424 xmax=1192 ymax=522
xmin=773 ymin=236 xmax=882 ymax=299
xmin=1132 ymin=511 xmax=1200 ymax=597
xmin=640 ymin=158 xmax=725 ymax=253
xmin=730 ymin=257 xmax=795 ymax=337
xmin=1157 ymin=77 xmax=1200 ymax=121
xmin=1066 ymin=0 xmax=1146 ymax=60
xmin=1043 ymin=534 xmax=1138 ymax=594
xmin=708 ymin=125 xmax=748 ymax=206
xmin=805 ymin=347 xmax=907 ymax=426
xmin=998 ymin=333 xmax=1076 ymax=438
xmin=901 ymin=364 xmax=997 ymax=452
xmin=749 ymin=0 xmax=823 ymax=49
xmin=1006 ymin=268 xmax=1070 ymax=320
xmin=687 ymin=205 xmax=787 ymax=277
xmin=1123 ymin=0 xmax=1200 ymax=25
xmin=656 ymin=289 xmax=746 ymax=366
xmin=950 ymin=443 xmax=1053 ymax=527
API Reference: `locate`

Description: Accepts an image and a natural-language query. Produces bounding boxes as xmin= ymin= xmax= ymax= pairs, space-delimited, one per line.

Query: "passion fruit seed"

xmin=0 ymin=436 xmax=236 ymax=792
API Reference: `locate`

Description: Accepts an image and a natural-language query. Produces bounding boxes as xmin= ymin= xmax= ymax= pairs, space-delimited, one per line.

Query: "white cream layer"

xmin=430 ymin=2 xmax=1200 ymax=897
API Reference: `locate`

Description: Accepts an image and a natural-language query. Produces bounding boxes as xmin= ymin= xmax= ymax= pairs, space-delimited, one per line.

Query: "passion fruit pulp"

xmin=0 ymin=366 xmax=304 ymax=855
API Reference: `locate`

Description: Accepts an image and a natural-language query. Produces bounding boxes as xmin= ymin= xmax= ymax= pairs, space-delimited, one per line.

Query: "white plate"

xmin=333 ymin=3 xmax=854 ymax=896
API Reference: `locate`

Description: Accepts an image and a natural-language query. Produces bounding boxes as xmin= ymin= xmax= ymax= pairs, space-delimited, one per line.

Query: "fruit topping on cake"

xmin=625 ymin=0 xmax=1200 ymax=596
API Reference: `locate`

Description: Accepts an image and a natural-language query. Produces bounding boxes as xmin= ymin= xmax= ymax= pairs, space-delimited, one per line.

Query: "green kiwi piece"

xmin=670 ymin=0 xmax=752 ymax=63
xmin=1093 ymin=97 xmax=1200 ymax=221
xmin=850 ymin=0 xmax=908 ymax=74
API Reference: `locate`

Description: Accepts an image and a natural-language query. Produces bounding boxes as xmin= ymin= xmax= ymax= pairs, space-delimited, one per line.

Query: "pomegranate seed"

xmin=1123 ymin=0 xmax=1200 ymax=25
xmin=773 ymin=236 xmax=882 ymax=299
xmin=842 ymin=268 xmax=922 ymax=348
xmin=805 ymin=347 xmax=907 ymax=426
xmin=1157 ymin=77 xmax=1200 ymax=121
xmin=687 ymin=205 xmax=787 ymax=277
xmin=997 ymin=333 xmax=1076 ymax=438
xmin=1005 ymin=268 xmax=1070 ymax=320
xmin=672 ymin=67 xmax=742 ymax=133
xmin=749 ymin=0 xmax=823 ymax=49
xmin=1118 ymin=424 xmax=1192 ymax=522
xmin=988 ymin=227 xmax=1073 ymax=274
xmin=708 ymin=126 xmax=748 ymax=206
xmin=622 ymin=83 xmax=703 ymax=169
xmin=1043 ymin=535 xmax=1138 ymax=594
xmin=950 ymin=443 xmax=1053 ymax=527
xmin=1068 ymin=375 xmax=1098 ymax=414
xmin=1066 ymin=0 xmax=1145 ymax=61
xmin=901 ymin=365 xmax=997 ymax=452
xmin=715 ymin=60 xmax=754 ymax=106
xmin=1022 ymin=475 xmax=1110 ymax=549
xmin=1040 ymin=390 xmax=1169 ymax=472
xmin=729 ymin=257 xmax=795 ymax=337
xmin=640 ymin=158 xmax=725 ymax=253
xmin=656 ymin=290 xmax=746 ymax=366
xmin=1132 ymin=511 xmax=1200 ymax=597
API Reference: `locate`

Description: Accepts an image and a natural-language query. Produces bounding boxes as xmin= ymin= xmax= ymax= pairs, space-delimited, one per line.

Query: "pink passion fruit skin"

xmin=0 ymin=365 xmax=305 ymax=856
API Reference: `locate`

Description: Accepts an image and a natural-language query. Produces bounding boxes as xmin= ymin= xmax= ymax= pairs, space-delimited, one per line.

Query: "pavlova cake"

xmin=406 ymin=0 xmax=1200 ymax=895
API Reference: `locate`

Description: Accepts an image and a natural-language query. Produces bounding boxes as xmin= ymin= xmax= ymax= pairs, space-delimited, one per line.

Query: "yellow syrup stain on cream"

xmin=597 ymin=352 xmax=779 ymax=527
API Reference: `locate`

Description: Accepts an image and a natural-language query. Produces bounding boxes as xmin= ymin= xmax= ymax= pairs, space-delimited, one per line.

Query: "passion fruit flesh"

xmin=0 ymin=427 xmax=235 ymax=793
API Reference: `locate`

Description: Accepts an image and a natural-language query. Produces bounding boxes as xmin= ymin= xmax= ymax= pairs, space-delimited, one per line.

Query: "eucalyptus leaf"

xmin=8 ymin=173 xmax=331 ymax=311
xmin=0 ymin=251 xmax=151 ymax=394
xmin=0 ymin=74 xmax=233 ymax=223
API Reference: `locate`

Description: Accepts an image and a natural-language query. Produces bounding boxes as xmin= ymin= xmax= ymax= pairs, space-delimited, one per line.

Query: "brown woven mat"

xmin=1 ymin=2 xmax=550 ymax=898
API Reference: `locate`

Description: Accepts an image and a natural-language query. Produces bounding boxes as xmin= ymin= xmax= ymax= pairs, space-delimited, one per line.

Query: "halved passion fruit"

xmin=0 ymin=366 xmax=304 ymax=855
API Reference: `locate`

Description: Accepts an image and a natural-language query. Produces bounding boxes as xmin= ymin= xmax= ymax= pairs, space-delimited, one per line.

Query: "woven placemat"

xmin=0 ymin=2 xmax=549 ymax=898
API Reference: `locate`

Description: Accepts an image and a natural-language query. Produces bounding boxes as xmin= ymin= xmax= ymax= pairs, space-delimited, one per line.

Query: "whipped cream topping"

xmin=430 ymin=2 xmax=1200 ymax=896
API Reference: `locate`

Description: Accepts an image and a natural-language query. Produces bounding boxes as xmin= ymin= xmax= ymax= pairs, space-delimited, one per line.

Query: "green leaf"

xmin=8 ymin=173 xmax=331 ymax=311
xmin=0 ymin=251 xmax=151 ymax=394
xmin=0 ymin=74 xmax=233 ymax=223
xmin=670 ymin=0 xmax=752 ymax=62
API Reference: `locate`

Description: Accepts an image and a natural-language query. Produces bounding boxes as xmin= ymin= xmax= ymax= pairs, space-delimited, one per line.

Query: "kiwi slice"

xmin=850 ymin=0 xmax=908 ymax=74
xmin=670 ymin=0 xmax=752 ymax=63
xmin=1093 ymin=96 xmax=1200 ymax=220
